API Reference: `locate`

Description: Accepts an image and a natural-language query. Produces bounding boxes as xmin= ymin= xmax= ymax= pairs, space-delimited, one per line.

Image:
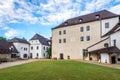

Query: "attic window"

xmin=95 ymin=14 xmax=100 ymax=19
xmin=79 ymin=18 xmax=83 ymax=22
xmin=64 ymin=22 xmax=68 ymax=25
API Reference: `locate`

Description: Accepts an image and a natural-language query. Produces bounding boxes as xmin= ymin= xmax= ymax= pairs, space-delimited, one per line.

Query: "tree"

xmin=0 ymin=37 xmax=7 ymax=41
xmin=47 ymin=47 xmax=51 ymax=58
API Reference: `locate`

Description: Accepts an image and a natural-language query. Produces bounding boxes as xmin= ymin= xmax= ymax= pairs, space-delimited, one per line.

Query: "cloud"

xmin=0 ymin=0 xmax=120 ymax=26
xmin=0 ymin=23 xmax=24 ymax=38
xmin=5 ymin=29 xmax=17 ymax=38
xmin=109 ymin=4 xmax=120 ymax=14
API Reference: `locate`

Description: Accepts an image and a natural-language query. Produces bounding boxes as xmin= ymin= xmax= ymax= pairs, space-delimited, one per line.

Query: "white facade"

xmin=110 ymin=31 xmax=120 ymax=64
xmin=110 ymin=31 xmax=120 ymax=48
xmin=101 ymin=17 xmax=119 ymax=36
xmin=100 ymin=53 xmax=110 ymax=63
xmin=13 ymin=43 xmax=30 ymax=59
xmin=29 ymin=40 xmax=49 ymax=59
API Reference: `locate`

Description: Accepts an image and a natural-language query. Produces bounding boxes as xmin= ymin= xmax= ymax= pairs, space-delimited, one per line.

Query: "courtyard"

xmin=0 ymin=60 xmax=120 ymax=80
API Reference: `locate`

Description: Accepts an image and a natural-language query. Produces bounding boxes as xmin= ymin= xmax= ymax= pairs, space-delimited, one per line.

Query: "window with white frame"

xmin=86 ymin=26 xmax=90 ymax=31
xmin=80 ymin=27 xmax=84 ymax=32
xmin=105 ymin=22 xmax=109 ymax=28
xmin=59 ymin=39 xmax=62 ymax=43
xmin=80 ymin=36 xmax=84 ymax=41
xmin=86 ymin=36 xmax=90 ymax=41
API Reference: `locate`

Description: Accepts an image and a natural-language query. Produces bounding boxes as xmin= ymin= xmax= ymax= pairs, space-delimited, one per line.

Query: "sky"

xmin=0 ymin=0 xmax=120 ymax=40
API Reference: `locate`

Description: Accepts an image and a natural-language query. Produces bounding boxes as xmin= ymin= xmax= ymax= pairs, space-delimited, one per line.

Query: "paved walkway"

xmin=75 ymin=60 xmax=120 ymax=69
xmin=0 ymin=59 xmax=38 ymax=69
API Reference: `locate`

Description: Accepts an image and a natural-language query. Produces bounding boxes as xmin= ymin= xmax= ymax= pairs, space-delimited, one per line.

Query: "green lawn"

xmin=0 ymin=60 xmax=120 ymax=80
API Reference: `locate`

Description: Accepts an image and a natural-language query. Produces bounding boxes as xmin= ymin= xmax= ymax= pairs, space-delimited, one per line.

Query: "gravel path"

xmin=75 ymin=59 xmax=120 ymax=69
xmin=0 ymin=59 xmax=38 ymax=69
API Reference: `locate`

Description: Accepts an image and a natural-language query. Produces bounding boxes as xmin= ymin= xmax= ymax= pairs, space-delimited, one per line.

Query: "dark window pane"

xmin=63 ymin=39 xmax=66 ymax=43
xmin=59 ymin=31 xmax=62 ymax=35
xmin=86 ymin=36 xmax=90 ymax=41
xmin=63 ymin=30 xmax=66 ymax=34
xmin=105 ymin=22 xmax=109 ymax=28
xmin=80 ymin=36 xmax=84 ymax=41
xmin=59 ymin=39 xmax=62 ymax=43
xmin=86 ymin=26 xmax=90 ymax=31
xmin=80 ymin=27 xmax=84 ymax=32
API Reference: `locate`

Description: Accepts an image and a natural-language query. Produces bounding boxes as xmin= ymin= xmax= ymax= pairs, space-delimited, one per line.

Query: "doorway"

xmin=30 ymin=53 xmax=32 ymax=58
xmin=111 ymin=56 xmax=116 ymax=64
xmin=60 ymin=53 xmax=64 ymax=59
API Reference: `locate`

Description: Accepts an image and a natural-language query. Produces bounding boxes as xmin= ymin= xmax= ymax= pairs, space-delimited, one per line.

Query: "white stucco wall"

xmin=101 ymin=17 xmax=119 ymax=36
xmin=29 ymin=40 xmax=49 ymax=59
xmin=110 ymin=31 xmax=120 ymax=64
xmin=13 ymin=42 xmax=30 ymax=59
xmin=101 ymin=53 xmax=110 ymax=63
xmin=110 ymin=31 xmax=120 ymax=49
xmin=116 ymin=54 xmax=120 ymax=64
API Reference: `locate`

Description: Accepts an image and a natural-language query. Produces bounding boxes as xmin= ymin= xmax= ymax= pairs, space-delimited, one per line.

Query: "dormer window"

xmin=79 ymin=18 xmax=83 ymax=22
xmin=64 ymin=22 xmax=68 ymax=25
xmin=95 ymin=14 xmax=100 ymax=19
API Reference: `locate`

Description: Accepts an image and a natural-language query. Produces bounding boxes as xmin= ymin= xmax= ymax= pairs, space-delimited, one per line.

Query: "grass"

xmin=0 ymin=60 xmax=120 ymax=80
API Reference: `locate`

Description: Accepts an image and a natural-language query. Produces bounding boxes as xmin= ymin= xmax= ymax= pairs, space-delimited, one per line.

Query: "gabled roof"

xmin=89 ymin=46 xmax=120 ymax=53
xmin=9 ymin=38 xmax=30 ymax=44
xmin=53 ymin=10 xmax=119 ymax=29
xmin=102 ymin=22 xmax=120 ymax=37
xmin=30 ymin=34 xmax=49 ymax=45
xmin=0 ymin=41 xmax=18 ymax=54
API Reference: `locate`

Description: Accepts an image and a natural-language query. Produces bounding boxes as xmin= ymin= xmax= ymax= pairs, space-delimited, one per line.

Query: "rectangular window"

xmin=24 ymin=48 xmax=25 ymax=51
xmin=59 ymin=31 xmax=62 ymax=35
xmin=31 ymin=46 xmax=33 ymax=50
xmin=113 ymin=39 xmax=116 ymax=46
xmin=118 ymin=58 xmax=120 ymax=61
xmin=37 ymin=46 xmax=39 ymax=50
xmin=44 ymin=47 xmax=45 ymax=50
xmin=86 ymin=36 xmax=90 ymax=41
xmin=63 ymin=38 xmax=66 ymax=43
xmin=105 ymin=22 xmax=109 ymax=28
xmin=80 ymin=36 xmax=84 ymax=41
xmin=80 ymin=27 xmax=84 ymax=32
xmin=59 ymin=39 xmax=62 ymax=43
xmin=63 ymin=30 xmax=66 ymax=34
xmin=86 ymin=26 xmax=90 ymax=31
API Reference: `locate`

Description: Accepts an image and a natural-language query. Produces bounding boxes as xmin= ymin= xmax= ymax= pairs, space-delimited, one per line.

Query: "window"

xmin=23 ymin=54 xmax=27 ymax=58
xmin=24 ymin=48 xmax=27 ymax=51
xmin=95 ymin=14 xmax=100 ymax=19
xmin=86 ymin=26 xmax=90 ymax=31
xmin=79 ymin=18 xmax=83 ymax=22
xmin=44 ymin=53 xmax=45 ymax=57
xmin=80 ymin=27 xmax=84 ymax=32
xmin=86 ymin=36 xmax=90 ymax=41
xmin=37 ymin=46 xmax=39 ymax=50
xmin=44 ymin=47 xmax=45 ymax=50
xmin=63 ymin=38 xmax=66 ymax=43
xmin=118 ymin=58 xmax=120 ymax=61
xmin=24 ymin=48 xmax=26 ymax=51
xmin=80 ymin=36 xmax=84 ymax=41
xmin=105 ymin=22 xmax=109 ymax=28
xmin=31 ymin=46 xmax=33 ymax=50
xmin=113 ymin=39 xmax=116 ymax=46
xmin=65 ymin=22 xmax=68 ymax=25
xmin=63 ymin=30 xmax=66 ymax=34
xmin=59 ymin=31 xmax=62 ymax=35
xmin=37 ymin=53 xmax=39 ymax=57
xmin=21 ymin=47 xmax=23 ymax=49
xmin=59 ymin=39 xmax=62 ymax=43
